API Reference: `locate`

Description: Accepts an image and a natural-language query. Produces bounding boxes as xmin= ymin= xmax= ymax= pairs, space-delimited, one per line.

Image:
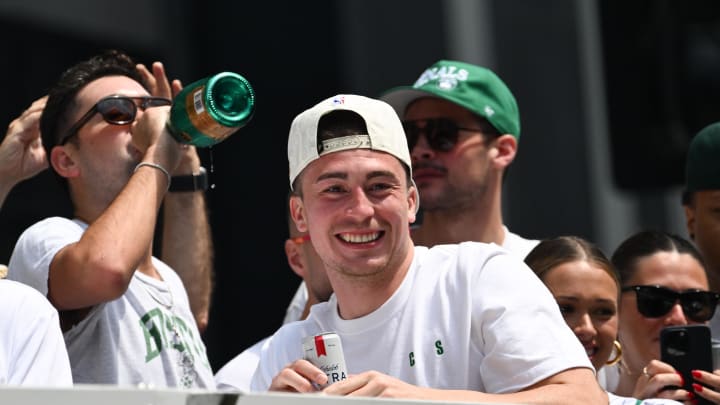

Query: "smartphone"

xmin=660 ymin=325 xmax=713 ymax=404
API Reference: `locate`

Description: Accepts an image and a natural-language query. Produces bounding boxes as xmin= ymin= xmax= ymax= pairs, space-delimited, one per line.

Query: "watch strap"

xmin=169 ymin=167 xmax=208 ymax=192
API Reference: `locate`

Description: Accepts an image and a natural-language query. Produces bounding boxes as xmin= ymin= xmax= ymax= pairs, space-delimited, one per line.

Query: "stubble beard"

xmin=420 ymin=180 xmax=487 ymax=213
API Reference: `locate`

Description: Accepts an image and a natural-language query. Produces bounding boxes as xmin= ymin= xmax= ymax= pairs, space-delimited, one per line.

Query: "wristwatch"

xmin=169 ymin=166 xmax=208 ymax=192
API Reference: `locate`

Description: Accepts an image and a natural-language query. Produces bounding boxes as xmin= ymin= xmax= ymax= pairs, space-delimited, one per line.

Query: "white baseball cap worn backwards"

xmin=287 ymin=94 xmax=412 ymax=189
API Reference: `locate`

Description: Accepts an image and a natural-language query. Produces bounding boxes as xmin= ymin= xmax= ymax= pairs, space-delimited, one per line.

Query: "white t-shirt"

xmin=8 ymin=217 xmax=215 ymax=389
xmin=608 ymin=392 xmax=682 ymax=405
xmin=282 ymin=281 xmax=308 ymax=325
xmin=279 ymin=226 xmax=540 ymax=358
xmin=215 ymin=283 xmax=307 ymax=391
xmin=251 ymin=242 xmax=592 ymax=392
xmin=502 ymin=226 xmax=539 ymax=259
xmin=0 ymin=279 xmax=72 ymax=386
xmin=597 ymin=363 xmax=618 ymax=391
xmin=215 ymin=337 xmax=270 ymax=391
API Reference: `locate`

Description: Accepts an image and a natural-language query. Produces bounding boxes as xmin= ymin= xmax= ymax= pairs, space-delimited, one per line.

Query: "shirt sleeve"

xmin=2 ymin=280 xmax=72 ymax=386
xmin=250 ymin=323 xmax=308 ymax=392
xmin=469 ymin=249 xmax=593 ymax=393
xmin=7 ymin=217 xmax=85 ymax=296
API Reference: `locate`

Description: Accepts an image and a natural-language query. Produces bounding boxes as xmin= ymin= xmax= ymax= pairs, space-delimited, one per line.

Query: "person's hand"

xmin=634 ymin=359 xmax=695 ymax=403
xmin=323 ymin=370 xmax=430 ymax=398
xmin=689 ymin=368 xmax=720 ymax=404
xmin=0 ymin=96 xmax=48 ymax=188
xmin=268 ymin=359 xmax=328 ymax=392
xmin=131 ymin=106 xmax=181 ymax=172
xmin=137 ymin=61 xmax=198 ymax=175
xmin=136 ymin=61 xmax=182 ymax=99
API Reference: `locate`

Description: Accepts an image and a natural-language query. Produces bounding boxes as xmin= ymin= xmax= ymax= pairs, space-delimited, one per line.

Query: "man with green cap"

xmin=682 ymin=121 xmax=720 ymax=338
xmin=380 ymin=60 xmax=538 ymax=258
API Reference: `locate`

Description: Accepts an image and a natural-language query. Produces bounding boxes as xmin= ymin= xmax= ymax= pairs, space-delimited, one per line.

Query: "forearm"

xmin=425 ymin=368 xmax=606 ymax=405
xmin=51 ymin=167 xmax=168 ymax=308
xmin=161 ymin=187 xmax=213 ymax=333
xmin=86 ymin=165 xmax=167 ymax=261
xmin=322 ymin=367 xmax=606 ymax=405
xmin=422 ymin=382 xmax=607 ymax=404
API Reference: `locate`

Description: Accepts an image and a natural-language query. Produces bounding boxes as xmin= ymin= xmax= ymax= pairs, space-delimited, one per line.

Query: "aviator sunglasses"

xmin=621 ymin=285 xmax=720 ymax=322
xmin=402 ymin=118 xmax=488 ymax=152
xmin=60 ymin=95 xmax=172 ymax=145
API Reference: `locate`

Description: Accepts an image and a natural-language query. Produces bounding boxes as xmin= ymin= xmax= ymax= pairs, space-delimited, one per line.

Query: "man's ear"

xmin=289 ymin=195 xmax=307 ymax=233
xmin=285 ymin=239 xmax=307 ymax=279
xmin=684 ymin=204 xmax=696 ymax=240
xmin=490 ymin=134 xmax=517 ymax=169
xmin=407 ymin=183 xmax=419 ymax=225
xmin=50 ymin=146 xmax=80 ymax=178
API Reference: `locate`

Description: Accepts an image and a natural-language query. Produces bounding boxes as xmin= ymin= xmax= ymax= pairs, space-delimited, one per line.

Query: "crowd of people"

xmin=1 ymin=50 xmax=719 ymax=405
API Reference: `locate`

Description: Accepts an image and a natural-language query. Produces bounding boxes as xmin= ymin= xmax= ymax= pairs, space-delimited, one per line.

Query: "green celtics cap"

xmin=380 ymin=60 xmax=521 ymax=139
xmin=686 ymin=121 xmax=720 ymax=192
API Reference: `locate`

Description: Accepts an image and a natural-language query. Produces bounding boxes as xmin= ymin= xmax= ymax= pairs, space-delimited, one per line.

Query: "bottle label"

xmin=193 ymin=90 xmax=206 ymax=114
xmin=183 ymin=86 xmax=239 ymax=142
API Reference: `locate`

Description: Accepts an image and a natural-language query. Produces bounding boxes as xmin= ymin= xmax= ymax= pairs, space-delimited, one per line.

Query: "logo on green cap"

xmin=414 ymin=61 xmax=520 ymax=139
xmin=414 ymin=65 xmax=469 ymax=91
xmin=380 ymin=60 xmax=521 ymax=140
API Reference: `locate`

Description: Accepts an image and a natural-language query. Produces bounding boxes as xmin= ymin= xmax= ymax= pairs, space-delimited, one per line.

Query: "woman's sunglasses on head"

xmin=402 ymin=118 xmax=488 ymax=152
xmin=59 ymin=95 xmax=172 ymax=145
xmin=622 ymin=285 xmax=720 ymax=322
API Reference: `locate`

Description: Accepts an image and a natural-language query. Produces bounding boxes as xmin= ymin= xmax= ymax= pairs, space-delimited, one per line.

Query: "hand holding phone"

xmin=660 ymin=325 xmax=713 ymax=405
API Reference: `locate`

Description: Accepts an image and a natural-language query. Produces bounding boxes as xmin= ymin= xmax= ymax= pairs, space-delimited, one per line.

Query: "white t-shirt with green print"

xmin=251 ymin=242 xmax=592 ymax=392
xmin=8 ymin=217 xmax=215 ymax=389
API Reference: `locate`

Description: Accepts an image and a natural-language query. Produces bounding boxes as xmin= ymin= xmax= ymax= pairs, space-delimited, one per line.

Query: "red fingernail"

xmin=692 ymin=370 xmax=702 ymax=379
xmin=688 ymin=391 xmax=695 ymax=399
xmin=678 ymin=371 xmax=685 ymax=386
xmin=693 ymin=383 xmax=704 ymax=393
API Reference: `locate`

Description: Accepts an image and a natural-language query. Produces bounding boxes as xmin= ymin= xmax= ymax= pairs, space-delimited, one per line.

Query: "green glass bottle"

xmin=167 ymin=71 xmax=255 ymax=147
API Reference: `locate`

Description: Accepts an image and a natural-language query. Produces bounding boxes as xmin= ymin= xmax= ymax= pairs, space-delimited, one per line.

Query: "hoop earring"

xmin=606 ymin=340 xmax=622 ymax=366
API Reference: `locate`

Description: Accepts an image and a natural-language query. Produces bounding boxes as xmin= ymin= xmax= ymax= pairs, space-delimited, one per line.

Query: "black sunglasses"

xmin=621 ymin=285 xmax=720 ymax=322
xmin=60 ymin=95 xmax=172 ymax=145
xmin=402 ymin=118 xmax=486 ymax=152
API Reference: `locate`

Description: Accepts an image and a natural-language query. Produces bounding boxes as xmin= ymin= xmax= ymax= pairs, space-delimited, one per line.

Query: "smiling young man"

xmin=7 ymin=50 xmax=214 ymax=388
xmin=250 ymin=94 xmax=606 ymax=404
xmin=380 ymin=60 xmax=539 ymax=257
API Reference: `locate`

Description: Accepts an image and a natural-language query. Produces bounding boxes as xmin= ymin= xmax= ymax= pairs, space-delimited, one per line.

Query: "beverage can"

xmin=302 ymin=332 xmax=348 ymax=387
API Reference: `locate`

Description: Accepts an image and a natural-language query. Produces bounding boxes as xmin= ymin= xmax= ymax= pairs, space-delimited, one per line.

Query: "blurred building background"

xmin=0 ymin=0 xmax=718 ymax=371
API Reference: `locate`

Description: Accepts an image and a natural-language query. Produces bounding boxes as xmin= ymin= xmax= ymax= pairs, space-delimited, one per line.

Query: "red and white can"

xmin=303 ymin=332 xmax=348 ymax=386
